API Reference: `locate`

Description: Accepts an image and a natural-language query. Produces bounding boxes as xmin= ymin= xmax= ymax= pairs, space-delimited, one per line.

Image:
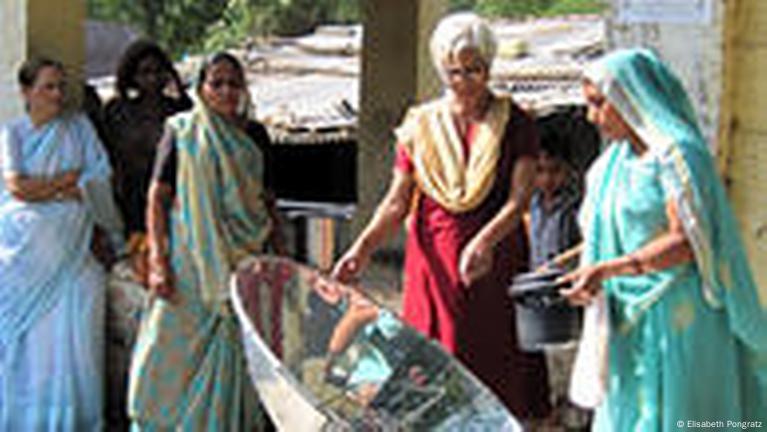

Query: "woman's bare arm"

xmin=561 ymin=199 xmax=694 ymax=305
xmin=536 ymin=243 xmax=584 ymax=272
xmin=354 ymin=171 xmax=414 ymax=254
xmin=263 ymin=190 xmax=288 ymax=255
xmin=146 ymin=181 xmax=175 ymax=299
xmin=327 ymin=294 xmax=379 ymax=355
xmin=459 ymin=155 xmax=537 ymax=284
xmin=476 ymin=155 xmax=536 ymax=247
xmin=3 ymin=170 xmax=81 ymax=202
xmin=601 ymin=199 xmax=693 ymax=278
xmin=332 ymin=171 xmax=414 ymax=281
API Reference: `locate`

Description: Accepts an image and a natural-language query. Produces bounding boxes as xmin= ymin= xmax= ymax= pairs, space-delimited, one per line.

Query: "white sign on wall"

xmin=616 ymin=0 xmax=713 ymax=24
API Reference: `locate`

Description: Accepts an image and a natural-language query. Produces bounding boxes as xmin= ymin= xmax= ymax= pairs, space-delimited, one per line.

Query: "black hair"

xmin=538 ymin=118 xmax=571 ymax=162
xmin=115 ymin=39 xmax=177 ymax=99
xmin=18 ymin=57 xmax=64 ymax=88
xmin=196 ymin=51 xmax=245 ymax=92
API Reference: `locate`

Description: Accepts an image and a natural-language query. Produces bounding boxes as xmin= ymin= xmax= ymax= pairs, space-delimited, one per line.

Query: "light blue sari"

xmin=0 ymin=113 xmax=121 ymax=431
xmin=580 ymin=49 xmax=767 ymax=431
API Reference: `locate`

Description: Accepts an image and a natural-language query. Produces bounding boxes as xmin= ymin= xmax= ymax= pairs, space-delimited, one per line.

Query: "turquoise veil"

xmin=582 ymin=48 xmax=767 ymax=354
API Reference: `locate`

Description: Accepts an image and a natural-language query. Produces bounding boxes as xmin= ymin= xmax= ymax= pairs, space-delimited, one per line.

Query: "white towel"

xmin=568 ymin=292 xmax=609 ymax=409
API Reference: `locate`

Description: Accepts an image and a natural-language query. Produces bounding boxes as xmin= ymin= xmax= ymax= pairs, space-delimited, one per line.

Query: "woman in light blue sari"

xmin=0 ymin=58 xmax=124 ymax=430
xmin=561 ymin=49 xmax=767 ymax=430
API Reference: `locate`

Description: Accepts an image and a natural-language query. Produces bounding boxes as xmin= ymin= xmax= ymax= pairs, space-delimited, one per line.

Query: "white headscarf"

xmin=430 ymin=12 xmax=497 ymax=83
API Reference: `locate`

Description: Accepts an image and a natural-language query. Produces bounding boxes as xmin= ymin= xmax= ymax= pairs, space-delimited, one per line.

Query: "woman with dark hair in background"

xmin=103 ymin=39 xmax=192 ymax=237
xmin=0 ymin=57 xmax=124 ymax=430
xmin=102 ymin=40 xmax=193 ymax=429
xmin=127 ymin=52 xmax=275 ymax=430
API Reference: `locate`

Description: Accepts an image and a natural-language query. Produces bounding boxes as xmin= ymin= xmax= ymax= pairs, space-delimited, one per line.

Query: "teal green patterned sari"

xmin=580 ymin=49 xmax=767 ymax=431
xmin=128 ymin=104 xmax=271 ymax=430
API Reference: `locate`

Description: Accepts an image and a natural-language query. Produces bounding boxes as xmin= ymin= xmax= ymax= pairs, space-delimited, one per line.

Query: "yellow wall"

xmin=27 ymin=0 xmax=85 ymax=109
xmin=0 ymin=0 xmax=85 ymax=124
xmin=720 ymin=0 xmax=767 ymax=303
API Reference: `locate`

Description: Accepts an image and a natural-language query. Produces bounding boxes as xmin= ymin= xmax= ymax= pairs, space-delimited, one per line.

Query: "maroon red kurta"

xmin=395 ymin=102 xmax=551 ymax=418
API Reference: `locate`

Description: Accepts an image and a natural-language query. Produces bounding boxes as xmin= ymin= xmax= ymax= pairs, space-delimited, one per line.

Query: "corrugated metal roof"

xmin=235 ymin=16 xmax=604 ymax=139
xmin=90 ymin=17 xmax=604 ymax=142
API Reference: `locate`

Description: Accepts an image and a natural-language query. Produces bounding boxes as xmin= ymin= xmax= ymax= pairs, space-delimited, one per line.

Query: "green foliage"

xmin=329 ymin=0 xmax=362 ymax=24
xmin=545 ymin=0 xmax=607 ymax=15
xmin=203 ymin=0 xmax=361 ymax=52
xmin=88 ymin=0 xmax=229 ymax=56
xmin=476 ymin=0 xmax=554 ymax=17
xmin=448 ymin=0 xmax=479 ymax=13
xmin=89 ymin=0 xmax=361 ymax=56
xmin=89 ymin=0 xmax=603 ymax=57
xmin=87 ymin=0 xmax=134 ymax=26
xmin=450 ymin=0 xmax=605 ymax=17
xmin=236 ymin=0 xmax=360 ymax=36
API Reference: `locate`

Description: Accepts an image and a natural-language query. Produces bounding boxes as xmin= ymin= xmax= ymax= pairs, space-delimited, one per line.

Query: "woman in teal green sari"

xmin=562 ymin=49 xmax=767 ymax=430
xmin=128 ymin=52 xmax=274 ymax=430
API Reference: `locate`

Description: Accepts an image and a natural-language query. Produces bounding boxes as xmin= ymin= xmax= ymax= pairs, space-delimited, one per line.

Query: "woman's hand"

xmin=559 ymin=263 xmax=608 ymax=306
xmin=56 ymin=184 xmax=83 ymax=201
xmin=147 ymin=254 xmax=175 ymax=300
xmin=4 ymin=169 xmax=81 ymax=202
xmin=91 ymin=226 xmax=117 ymax=268
xmin=52 ymin=170 xmax=82 ymax=201
xmin=331 ymin=244 xmax=369 ymax=284
xmin=459 ymin=238 xmax=493 ymax=286
xmin=56 ymin=169 xmax=80 ymax=188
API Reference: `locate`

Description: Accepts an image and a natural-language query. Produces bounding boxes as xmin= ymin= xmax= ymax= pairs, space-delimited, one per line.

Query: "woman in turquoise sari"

xmin=128 ymin=52 xmax=274 ymax=430
xmin=561 ymin=48 xmax=767 ymax=430
xmin=0 ymin=58 xmax=124 ymax=430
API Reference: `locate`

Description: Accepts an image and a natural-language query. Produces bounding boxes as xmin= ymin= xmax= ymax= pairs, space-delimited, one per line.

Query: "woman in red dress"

xmin=332 ymin=12 xmax=550 ymax=420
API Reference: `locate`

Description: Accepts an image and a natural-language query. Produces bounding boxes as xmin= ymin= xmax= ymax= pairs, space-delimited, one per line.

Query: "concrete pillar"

xmin=355 ymin=0 xmax=448 ymax=237
xmin=718 ymin=0 xmax=767 ymax=303
xmin=0 ymin=0 xmax=85 ymax=123
xmin=0 ymin=0 xmax=27 ymax=122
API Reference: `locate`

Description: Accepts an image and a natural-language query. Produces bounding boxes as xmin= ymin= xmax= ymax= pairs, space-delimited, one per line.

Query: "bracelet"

xmin=627 ymin=254 xmax=644 ymax=275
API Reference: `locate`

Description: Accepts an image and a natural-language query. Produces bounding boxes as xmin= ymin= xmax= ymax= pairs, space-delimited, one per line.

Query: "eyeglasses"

xmin=445 ymin=65 xmax=485 ymax=81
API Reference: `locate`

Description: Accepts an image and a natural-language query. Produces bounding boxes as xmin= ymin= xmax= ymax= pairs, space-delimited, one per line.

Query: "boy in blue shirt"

xmin=529 ymin=129 xmax=582 ymax=271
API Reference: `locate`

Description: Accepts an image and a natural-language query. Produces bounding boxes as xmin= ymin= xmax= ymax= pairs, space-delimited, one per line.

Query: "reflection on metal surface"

xmin=230 ymin=256 xmax=521 ymax=431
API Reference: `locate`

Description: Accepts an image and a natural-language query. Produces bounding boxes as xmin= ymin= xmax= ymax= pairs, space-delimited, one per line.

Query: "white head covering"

xmin=430 ymin=12 xmax=497 ymax=83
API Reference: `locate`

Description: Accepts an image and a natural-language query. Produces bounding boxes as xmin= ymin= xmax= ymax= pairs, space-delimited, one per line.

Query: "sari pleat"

xmin=128 ymin=107 xmax=270 ymax=430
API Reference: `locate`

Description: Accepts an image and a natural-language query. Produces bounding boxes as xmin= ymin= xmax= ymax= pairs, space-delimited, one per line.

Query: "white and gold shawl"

xmin=394 ymin=95 xmax=510 ymax=213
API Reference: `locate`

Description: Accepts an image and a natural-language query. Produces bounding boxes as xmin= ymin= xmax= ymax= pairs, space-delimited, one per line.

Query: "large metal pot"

xmin=508 ymin=269 xmax=582 ymax=352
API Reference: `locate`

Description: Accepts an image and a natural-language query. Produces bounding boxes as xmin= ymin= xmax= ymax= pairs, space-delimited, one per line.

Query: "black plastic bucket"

xmin=508 ymin=269 xmax=582 ymax=352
